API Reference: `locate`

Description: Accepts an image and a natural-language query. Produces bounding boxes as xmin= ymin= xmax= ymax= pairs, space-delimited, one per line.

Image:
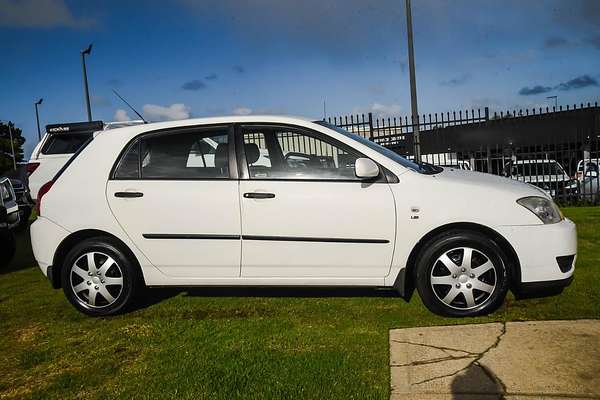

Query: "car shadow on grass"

xmin=130 ymin=286 xmax=402 ymax=313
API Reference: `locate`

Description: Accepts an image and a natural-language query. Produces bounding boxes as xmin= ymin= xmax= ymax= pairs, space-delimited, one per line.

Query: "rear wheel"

xmin=415 ymin=230 xmax=509 ymax=317
xmin=61 ymin=237 xmax=141 ymax=316
xmin=0 ymin=230 xmax=16 ymax=268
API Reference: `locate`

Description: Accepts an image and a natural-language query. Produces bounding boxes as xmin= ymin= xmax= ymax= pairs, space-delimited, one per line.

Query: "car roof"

xmin=100 ymin=115 xmax=317 ymax=135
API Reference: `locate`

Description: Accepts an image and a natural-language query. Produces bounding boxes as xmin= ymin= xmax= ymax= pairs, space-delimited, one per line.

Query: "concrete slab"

xmin=389 ymin=320 xmax=600 ymax=400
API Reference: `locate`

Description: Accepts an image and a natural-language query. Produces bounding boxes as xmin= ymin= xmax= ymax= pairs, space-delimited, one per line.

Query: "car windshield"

xmin=315 ymin=121 xmax=424 ymax=173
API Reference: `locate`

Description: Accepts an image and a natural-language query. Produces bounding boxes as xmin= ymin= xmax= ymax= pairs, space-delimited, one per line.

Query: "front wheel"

xmin=415 ymin=230 xmax=509 ymax=317
xmin=61 ymin=237 xmax=141 ymax=316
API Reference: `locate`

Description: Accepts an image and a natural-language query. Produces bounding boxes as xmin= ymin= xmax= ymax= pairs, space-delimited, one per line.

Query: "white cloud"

xmin=232 ymin=107 xmax=252 ymax=115
xmin=114 ymin=109 xmax=131 ymax=122
xmin=352 ymin=103 xmax=403 ymax=119
xmin=0 ymin=0 xmax=94 ymax=28
xmin=143 ymin=103 xmax=191 ymax=121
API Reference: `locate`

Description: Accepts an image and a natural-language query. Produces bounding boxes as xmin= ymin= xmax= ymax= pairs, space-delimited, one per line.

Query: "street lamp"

xmin=81 ymin=43 xmax=93 ymax=122
xmin=34 ymin=98 xmax=43 ymax=142
xmin=547 ymin=95 xmax=558 ymax=109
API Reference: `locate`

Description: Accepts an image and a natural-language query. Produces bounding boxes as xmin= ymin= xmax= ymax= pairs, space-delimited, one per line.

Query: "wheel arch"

xmin=51 ymin=229 xmax=144 ymax=289
xmin=399 ymin=222 xmax=521 ymax=300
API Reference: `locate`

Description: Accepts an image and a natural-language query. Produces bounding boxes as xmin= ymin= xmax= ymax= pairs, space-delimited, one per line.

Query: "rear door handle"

xmin=114 ymin=191 xmax=144 ymax=198
xmin=243 ymin=192 xmax=275 ymax=199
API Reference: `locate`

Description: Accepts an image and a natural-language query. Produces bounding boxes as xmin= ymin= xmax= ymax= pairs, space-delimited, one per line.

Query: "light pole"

xmin=34 ymin=98 xmax=43 ymax=142
xmin=405 ymin=0 xmax=421 ymax=163
xmin=81 ymin=43 xmax=93 ymax=121
xmin=546 ymin=95 xmax=558 ymax=108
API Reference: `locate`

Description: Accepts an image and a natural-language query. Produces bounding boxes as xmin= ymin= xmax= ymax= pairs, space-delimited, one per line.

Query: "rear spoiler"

xmin=45 ymin=121 xmax=104 ymax=135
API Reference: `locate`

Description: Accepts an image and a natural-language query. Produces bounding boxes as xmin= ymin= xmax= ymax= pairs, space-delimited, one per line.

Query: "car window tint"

xmin=114 ymin=129 xmax=229 ymax=179
xmin=41 ymin=134 xmax=92 ymax=155
xmin=242 ymin=127 xmax=360 ymax=180
xmin=141 ymin=130 xmax=229 ymax=179
xmin=114 ymin=141 xmax=140 ymax=179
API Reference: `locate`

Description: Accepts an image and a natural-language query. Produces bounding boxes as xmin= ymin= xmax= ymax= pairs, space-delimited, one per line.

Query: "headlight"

xmin=517 ymin=196 xmax=563 ymax=224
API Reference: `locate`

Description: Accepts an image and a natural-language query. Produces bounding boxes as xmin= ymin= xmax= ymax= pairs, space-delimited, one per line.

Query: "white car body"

xmin=30 ymin=116 xmax=576 ymax=316
xmin=28 ymin=121 xmax=146 ymax=200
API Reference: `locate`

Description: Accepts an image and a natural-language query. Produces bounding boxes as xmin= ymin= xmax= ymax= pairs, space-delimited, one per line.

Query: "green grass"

xmin=1 ymin=208 xmax=599 ymax=399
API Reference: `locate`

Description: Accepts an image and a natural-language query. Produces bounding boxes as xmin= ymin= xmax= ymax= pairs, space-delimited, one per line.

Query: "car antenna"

xmin=111 ymin=89 xmax=147 ymax=123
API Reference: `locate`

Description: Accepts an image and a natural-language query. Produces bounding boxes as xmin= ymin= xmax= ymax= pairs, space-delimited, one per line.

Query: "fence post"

xmin=368 ymin=112 xmax=374 ymax=141
xmin=484 ymin=107 xmax=490 ymax=121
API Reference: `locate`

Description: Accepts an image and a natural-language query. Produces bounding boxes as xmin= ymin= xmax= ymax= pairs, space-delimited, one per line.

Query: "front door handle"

xmin=243 ymin=192 xmax=275 ymax=199
xmin=114 ymin=191 xmax=144 ymax=198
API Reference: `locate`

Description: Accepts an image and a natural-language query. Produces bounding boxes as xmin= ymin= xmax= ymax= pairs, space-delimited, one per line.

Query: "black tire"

xmin=15 ymin=207 xmax=32 ymax=231
xmin=61 ymin=237 xmax=142 ymax=317
xmin=0 ymin=230 xmax=16 ymax=268
xmin=415 ymin=230 xmax=509 ymax=317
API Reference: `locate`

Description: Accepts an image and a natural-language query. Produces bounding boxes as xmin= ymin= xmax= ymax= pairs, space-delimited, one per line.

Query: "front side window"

xmin=113 ymin=129 xmax=229 ymax=179
xmin=242 ymin=126 xmax=361 ymax=180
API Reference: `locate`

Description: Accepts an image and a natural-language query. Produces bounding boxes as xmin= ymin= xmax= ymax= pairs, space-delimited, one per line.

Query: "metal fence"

xmin=330 ymin=103 xmax=600 ymax=205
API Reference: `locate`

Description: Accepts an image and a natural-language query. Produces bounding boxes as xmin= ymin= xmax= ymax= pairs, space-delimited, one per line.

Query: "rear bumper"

xmin=30 ymin=216 xmax=70 ymax=281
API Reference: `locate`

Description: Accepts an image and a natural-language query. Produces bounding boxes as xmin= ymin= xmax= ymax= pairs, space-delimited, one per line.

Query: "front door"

xmin=106 ymin=125 xmax=241 ymax=278
xmin=237 ymin=124 xmax=396 ymax=280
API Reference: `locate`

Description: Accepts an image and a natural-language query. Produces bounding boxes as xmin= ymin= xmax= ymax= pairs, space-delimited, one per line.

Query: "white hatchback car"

xmin=31 ymin=116 xmax=576 ymax=317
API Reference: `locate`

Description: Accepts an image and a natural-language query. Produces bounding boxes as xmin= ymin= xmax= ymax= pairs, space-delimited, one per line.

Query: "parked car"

xmin=1 ymin=178 xmax=19 ymax=268
xmin=572 ymin=172 xmax=600 ymax=202
xmin=9 ymin=178 xmax=33 ymax=229
xmin=575 ymin=159 xmax=599 ymax=181
xmin=503 ymin=159 xmax=572 ymax=197
xmin=30 ymin=116 xmax=576 ymax=317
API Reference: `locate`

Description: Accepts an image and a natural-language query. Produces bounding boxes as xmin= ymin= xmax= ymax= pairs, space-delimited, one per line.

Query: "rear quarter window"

xmin=41 ymin=134 xmax=92 ymax=155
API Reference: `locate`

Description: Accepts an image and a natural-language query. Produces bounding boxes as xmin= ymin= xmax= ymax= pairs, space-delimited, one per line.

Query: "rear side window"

xmin=41 ymin=134 xmax=92 ymax=155
xmin=113 ymin=129 xmax=230 ymax=179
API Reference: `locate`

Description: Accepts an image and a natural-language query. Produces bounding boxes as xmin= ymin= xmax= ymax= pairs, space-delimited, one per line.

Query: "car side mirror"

xmin=355 ymin=158 xmax=380 ymax=180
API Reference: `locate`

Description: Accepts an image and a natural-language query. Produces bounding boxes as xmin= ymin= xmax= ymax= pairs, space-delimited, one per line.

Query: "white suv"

xmin=30 ymin=116 xmax=576 ymax=317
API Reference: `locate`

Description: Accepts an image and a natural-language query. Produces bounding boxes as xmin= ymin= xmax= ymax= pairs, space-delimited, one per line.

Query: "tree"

xmin=0 ymin=121 xmax=26 ymax=174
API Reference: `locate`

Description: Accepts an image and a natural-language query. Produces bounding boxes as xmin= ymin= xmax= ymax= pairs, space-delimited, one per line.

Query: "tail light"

xmin=26 ymin=162 xmax=40 ymax=176
xmin=36 ymin=180 xmax=54 ymax=216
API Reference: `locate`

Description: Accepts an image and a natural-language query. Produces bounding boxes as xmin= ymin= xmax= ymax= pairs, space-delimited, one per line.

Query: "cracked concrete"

xmin=389 ymin=320 xmax=600 ymax=400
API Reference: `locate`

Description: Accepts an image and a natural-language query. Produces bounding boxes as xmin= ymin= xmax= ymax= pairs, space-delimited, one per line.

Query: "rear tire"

xmin=0 ymin=230 xmax=16 ymax=268
xmin=415 ymin=230 xmax=509 ymax=317
xmin=61 ymin=237 xmax=141 ymax=316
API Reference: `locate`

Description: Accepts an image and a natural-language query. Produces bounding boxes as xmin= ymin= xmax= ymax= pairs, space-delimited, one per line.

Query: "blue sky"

xmin=1 ymin=0 xmax=599 ymax=156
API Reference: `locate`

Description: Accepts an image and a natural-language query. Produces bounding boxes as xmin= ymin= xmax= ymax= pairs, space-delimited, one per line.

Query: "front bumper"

xmin=495 ymin=218 xmax=576 ymax=287
xmin=515 ymin=275 xmax=573 ymax=298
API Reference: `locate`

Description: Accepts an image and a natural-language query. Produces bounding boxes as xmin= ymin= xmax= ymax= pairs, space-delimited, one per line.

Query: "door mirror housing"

xmin=355 ymin=158 xmax=380 ymax=179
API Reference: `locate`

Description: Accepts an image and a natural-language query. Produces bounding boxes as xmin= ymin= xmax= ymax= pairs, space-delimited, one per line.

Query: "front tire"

xmin=415 ymin=230 xmax=509 ymax=317
xmin=61 ymin=237 xmax=141 ymax=316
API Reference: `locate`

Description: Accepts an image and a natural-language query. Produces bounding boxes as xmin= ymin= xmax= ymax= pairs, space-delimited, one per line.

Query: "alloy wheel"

xmin=70 ymin=251 xmax=124 ymax=308
xmin=430 ymin=247 xmax=497 ymax=310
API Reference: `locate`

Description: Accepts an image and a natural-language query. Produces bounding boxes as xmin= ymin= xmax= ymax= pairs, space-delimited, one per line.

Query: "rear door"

xmin=237 ymin=124 xmax=396 ymax=280
xmin=106 ymin=125 xmax=242 ymax=278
